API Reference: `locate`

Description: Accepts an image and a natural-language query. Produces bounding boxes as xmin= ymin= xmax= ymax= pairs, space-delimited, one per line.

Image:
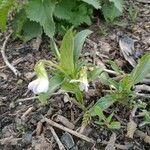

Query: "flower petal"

xmin=79 ymin=81 xmax=89 ymax=92
xmin=36 ymin=78 xmax=49 ymax=94
xmin=28 ymin=79 xmax=40 ymax=94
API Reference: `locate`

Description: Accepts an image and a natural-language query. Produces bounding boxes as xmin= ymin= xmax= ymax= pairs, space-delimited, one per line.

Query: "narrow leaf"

xmin=74 ymin=29 xmax=92 ymax=62
xmin=108 ymin=121 xmax=121 ymax=129
xmin=90 ymin=95 xmax=115 ymax=116
xmin=94 ymin=106 xmax=106 ymax=121
xmin=60 ymin=28 xmax=74 ymax=75
xmin=130 ymin=53 xmax=150 ymax=86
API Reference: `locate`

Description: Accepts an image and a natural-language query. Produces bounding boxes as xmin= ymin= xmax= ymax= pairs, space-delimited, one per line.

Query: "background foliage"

xmin=0 ymin=0 xmax=124 ymax=41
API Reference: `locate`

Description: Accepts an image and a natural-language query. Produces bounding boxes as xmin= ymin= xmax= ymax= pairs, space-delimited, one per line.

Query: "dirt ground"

xmin=0 ymin=1 xmax=150 ymax=150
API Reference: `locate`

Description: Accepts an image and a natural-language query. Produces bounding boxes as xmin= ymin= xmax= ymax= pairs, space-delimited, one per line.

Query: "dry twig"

xmin=48 ymin=126 xmax=66 ymax=150
xmin=102 ymin=141 xmax=130 ymax=150
xmin=42 ymin=116 xmax=95 ymax=144
xmin=134 ymin=84 xmax=150 ymax=92
xmin=1 ymin=34 xmax=21 ymax=76
xmin=136 ymin=0 xmax=150 ymax=3
xmin=21 ymin=106 xmax=34 ymax=120
xmin=135 ymin=130 xmax=150 ymax=144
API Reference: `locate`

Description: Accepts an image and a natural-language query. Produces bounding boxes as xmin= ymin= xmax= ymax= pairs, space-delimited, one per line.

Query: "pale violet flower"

xmin=70 ymin=67 xmax=89 ymax=92
xmin=70 ymin=79 xmax=89 ymax=92
xmin=28 ymin=77 xmax=49 ymax=94
xmin=28 ymin=62 xmax=49 ymax=94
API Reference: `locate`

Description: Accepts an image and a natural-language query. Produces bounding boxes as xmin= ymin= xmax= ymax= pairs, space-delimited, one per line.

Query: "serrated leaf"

xmin=102 ymin=2 xmax=122 ymax=22
xmin=69 ymin=4 xmax=92 ymax=26
xmin=38 ymin=73 xmax=64 ymax=104
xmin=22 ymin=20 xmax=42 ymax=42
xmin=109 ymin=0 xmax=124 ymax=12
xmin=74 ymin=29 xmax=92 ymax=62
xmin=81 ymin=0 xmax=101 ymax=9
xmin=60 ymin=28 xmax=74 ymax=75
xmin=130 ymin=53 xmax=150 ymax=86
xmin=0 ymin=0 xmax=15 ymax=31
xmin=26 ymin=0 xmax=55 ymax=38
xmin=54 ymin=0 xmax=75 ymax=20
xmin=12 ymin=9 xmax=27 ymax=39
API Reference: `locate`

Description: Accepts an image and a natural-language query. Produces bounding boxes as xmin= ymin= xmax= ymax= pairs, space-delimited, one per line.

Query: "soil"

xmin=0 ymin=1 xmax=150 ymax=150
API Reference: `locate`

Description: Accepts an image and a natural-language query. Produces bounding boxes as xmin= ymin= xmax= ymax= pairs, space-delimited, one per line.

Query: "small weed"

xmin=128 ymin=3 xmax=138 ymax=22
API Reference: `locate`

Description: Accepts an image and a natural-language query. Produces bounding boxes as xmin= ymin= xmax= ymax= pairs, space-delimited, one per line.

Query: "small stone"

xmin=61 ymin=132 xmax=76 ymax=149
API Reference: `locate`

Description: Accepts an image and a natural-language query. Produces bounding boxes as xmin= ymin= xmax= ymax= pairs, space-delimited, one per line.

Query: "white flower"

xmin=70 ymin=79 xmax=89 ymax=92
xmin=79 ymin=79 xmax=89 ymax=92
xmin=28 ymin=77 xmax=49 ymax=94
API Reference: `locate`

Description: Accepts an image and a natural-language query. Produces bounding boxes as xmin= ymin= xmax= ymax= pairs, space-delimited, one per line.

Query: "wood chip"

xmin=56 ymin=115 xmax=75 ymax=129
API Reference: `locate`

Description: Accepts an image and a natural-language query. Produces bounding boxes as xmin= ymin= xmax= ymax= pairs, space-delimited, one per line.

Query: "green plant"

xmin=0 ymin=0 xmax=100 ymax=40
xmin=101 ymin=0 xmax=124 ymax=22
xmin=94 ymin=106 xmax=120 ymax=129
xmin=90 ymin=53 xmax=150 ymax=115
xmin=99 ymin=25 xmax=108 ymax=35
xmin=139 ymin=110 xmax=150 ymax=127
xmin=28 ymin=28 xmax=95 ymax=106
xmin=128 ymin=3 xmax=138 ymax=22
xmin=0 ymin=0 xmax=125 ymax=41
xmin=0 ymin=0 xmax=15 ymax=31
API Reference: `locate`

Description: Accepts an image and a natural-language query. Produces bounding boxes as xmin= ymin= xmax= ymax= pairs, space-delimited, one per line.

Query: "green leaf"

xmin=22 ymin=20 xmax=42 ymax=42
xmin=130 ymin=53 xmax=150 ymax=86
xmin=26 ymin=0 xmax=55 ymax=38
xmin=50 ymin=38 xmax=60 ymax=59
xmin=109 ymin=0 xmax=124 ymax=12
xmin=95 ymin=121 xmax=104 ymax=125
xmin=75 ymin=90 xmax=84 ymax=104
xmin=99 ymin=71 xmax=110 ymax=85
xmin=94 ymin=106 xmax=106 ymax=121
xmin=108 ymin=121 xmax=121 ymax=129
xmin=61 ymin=81 xmax=78 ymax=93
xmin=60 ymin=28 xmax=74 ymax=75
xmin=12 ymin=9 xmax=27 ymax=39
xmin=143 ymin=110 xmax=150 ymax=123
xmin=108 ymin=79 xmax=119 ymax=90
xmin=106 ymin=112 xmax=114 ymax=124
xmin=69 ymin=4 xmax=92 ymax=26
xmin=54 ymin=0 xmax=75 ymax=20
xmin=81 ymin=0 xmax=101 ymax=9
xmin=119 ymin=75 xmax=130 ymax=92
xmin=90 ymin=95 xmax=116 ymax=116
xmin=102 ymin=2 xmax=122 ymax=22
xmin=74 ymin=29 xmax=92 ymax=62
xmin=88 ymin=67 xmax=103 ymax=81
xmin=108 ymin=60 xmax=122 ymax=74
xmin=0 ymin=0 xmax=15 ymax=31
xmin=38 ymin=73 xmax=64 ymax=104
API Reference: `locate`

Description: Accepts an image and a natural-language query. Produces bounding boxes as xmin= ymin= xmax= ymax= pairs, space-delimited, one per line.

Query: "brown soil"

xmin=0 ymin=1 xmax=150 ymax=150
